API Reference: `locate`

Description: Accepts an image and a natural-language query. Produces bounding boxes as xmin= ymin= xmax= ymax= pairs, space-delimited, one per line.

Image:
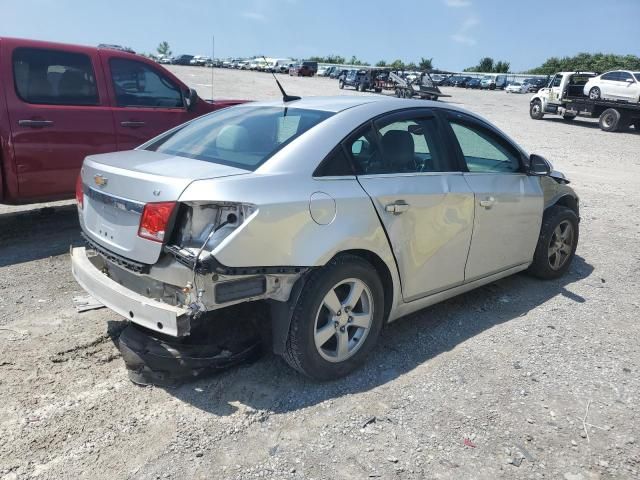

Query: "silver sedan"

xmin=71 ymin=96 xmax=580 ymax=380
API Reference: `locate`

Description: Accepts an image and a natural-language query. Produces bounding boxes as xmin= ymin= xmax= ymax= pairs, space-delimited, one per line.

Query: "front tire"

xmin=530 ymin=100 xmax=544 ymax=120
xmin=528 ymin=206 xmax=579 ymax=280
xmin=338 ymin=80 xmax=345 ymax=89
xmin=282 ymin=255 xmax=384 ymax=380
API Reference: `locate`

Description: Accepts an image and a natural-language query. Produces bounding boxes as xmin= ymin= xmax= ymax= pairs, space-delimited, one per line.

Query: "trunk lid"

xmin=80 ymin=150 xmax=248 ymax=265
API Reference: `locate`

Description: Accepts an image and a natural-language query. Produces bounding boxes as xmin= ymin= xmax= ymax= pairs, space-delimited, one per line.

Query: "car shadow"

xmin=0 ymin=204 xmax=82 ymax=267
xmin=157 ymin=255 xmax=593 ymax=417
xmin=544 ymin=117 xmax=639 ymax=134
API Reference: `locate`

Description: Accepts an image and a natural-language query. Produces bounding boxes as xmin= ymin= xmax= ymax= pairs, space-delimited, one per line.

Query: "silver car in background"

xmin=71 ymin=96 xmax=580 ymax=380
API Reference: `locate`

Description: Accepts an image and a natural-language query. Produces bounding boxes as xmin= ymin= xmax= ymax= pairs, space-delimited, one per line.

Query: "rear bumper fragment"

xmin=71 ymin=247 xmax=191 ymax=336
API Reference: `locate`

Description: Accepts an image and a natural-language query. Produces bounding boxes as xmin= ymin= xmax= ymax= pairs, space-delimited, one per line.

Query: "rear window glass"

xmin=145 ymin=106 xmax=333 ymax=170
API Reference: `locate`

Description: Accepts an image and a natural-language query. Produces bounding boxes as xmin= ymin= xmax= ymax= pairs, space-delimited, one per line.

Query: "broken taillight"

xmin=75 ymin=173 xmax=84 ymax=209
xmin=138 ymin=202 xmax=177 ymax=243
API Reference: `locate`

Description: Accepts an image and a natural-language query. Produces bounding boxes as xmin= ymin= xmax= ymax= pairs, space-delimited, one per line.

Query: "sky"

xmin=2 ymin=0 xmax=639 ymax=72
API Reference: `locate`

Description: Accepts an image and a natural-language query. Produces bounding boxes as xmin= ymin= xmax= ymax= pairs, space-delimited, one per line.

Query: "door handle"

xmin=120 ymin=121 xmax=146 ymax=128
xmin=385 ymin=200 xmax=410 ymax=214
xmin=18 ymin=119 xmax=53 ymax=128
xmin=479 ymin=197 xmax=495 ymax=209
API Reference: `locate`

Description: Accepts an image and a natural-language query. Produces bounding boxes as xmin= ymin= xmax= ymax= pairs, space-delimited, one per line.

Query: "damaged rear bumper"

xmin=71 ymin=247 xmax=191 ymax=336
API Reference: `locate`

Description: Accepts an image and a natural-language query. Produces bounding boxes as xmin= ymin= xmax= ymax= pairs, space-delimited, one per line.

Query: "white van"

xmin=270 ymin=58 xmax=293 ymax=73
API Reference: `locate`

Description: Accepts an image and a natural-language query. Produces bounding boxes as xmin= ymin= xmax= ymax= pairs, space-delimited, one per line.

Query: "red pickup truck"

xmin=0 ymin=37 xmax=244 ymax=205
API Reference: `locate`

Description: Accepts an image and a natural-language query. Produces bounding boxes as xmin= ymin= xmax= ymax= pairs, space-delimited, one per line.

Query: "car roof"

xmin=235 ymin=95 xmax=476 ymax=116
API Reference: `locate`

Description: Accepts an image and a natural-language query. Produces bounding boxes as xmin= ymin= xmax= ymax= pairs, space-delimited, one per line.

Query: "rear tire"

xmin=589 ymin=87 xmax=601 ymax=100
xmin=530 ymin=100 xmax=544 ymax=120
xmin=528 ymin=206 xmax=579 ymax=280
xmin=282 ymin=255 xmax=384 ymax=381
xmin=338 ymin=80 xmax=344 ymax=89
xmin=599 ymin=108 xmax=621 ymax=132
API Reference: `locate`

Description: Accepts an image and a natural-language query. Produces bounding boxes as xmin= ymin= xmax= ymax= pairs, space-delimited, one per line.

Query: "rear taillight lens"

xmin=138 ymin=202 xmax=176 ymax=243
xmin=75 ymin=174 xmax=84 ymax=209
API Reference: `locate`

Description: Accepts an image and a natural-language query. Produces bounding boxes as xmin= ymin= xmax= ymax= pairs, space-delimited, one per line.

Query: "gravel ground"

xmin=1 ymin=67 xmax=639 ymax=480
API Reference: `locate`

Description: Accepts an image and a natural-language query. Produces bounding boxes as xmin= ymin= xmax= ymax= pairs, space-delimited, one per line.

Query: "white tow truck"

xmin=529 ymin=71 xmax=640 ymax=132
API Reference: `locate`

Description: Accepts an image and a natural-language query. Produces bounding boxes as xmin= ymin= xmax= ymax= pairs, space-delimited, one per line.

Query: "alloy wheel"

xmin=548 ymin=220 xmax=574 ymax=270
xmin=314 ymin=278 xmax=374 ymax=363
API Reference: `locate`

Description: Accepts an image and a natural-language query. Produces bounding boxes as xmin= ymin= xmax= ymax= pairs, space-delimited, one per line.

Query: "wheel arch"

xmin=548 ymin=193 xmax=579 ymax=218
xmin=268 ymin=248 xmax=396 ymax=355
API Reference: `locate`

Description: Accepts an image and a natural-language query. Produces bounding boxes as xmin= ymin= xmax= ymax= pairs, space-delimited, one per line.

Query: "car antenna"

xmin=263 ymin=56 xmax=300 ymax=102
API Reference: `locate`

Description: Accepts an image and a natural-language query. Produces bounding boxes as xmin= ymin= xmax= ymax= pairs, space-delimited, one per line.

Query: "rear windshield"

xmin=144 ymin=106 xmax=333 ymax=170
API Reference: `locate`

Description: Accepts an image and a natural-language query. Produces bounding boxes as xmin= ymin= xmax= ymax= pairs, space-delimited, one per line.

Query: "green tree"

xmin=493 ymin=60 xmax=510 ymax=73
xmin=309 ymin=55 xmax=346 ymax=64
xmin=419 ymin=57 xmax=433 ymax=70
xmin=406 ymin=62 xmax=418 ymax=70
xmin=390 ymin=59 xmax=405 ymax=70
xmin=376 ymin=60 xmax=387 ymax=67
xmin=527 ymin=52 xmax=640 ymax=75
xmin=156 ymin=41 xmax=171 ymax=57
xmin=477 ymin=57 xmax=494 ymax=72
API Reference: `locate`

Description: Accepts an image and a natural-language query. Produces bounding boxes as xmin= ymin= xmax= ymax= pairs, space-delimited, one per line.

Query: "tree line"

xmin=309 ymin=55 xmax=434 ymax=71
xmin=150 ymin=43 xmax=640 ymax=77
xmin=527 ymin=52 xmax=640 ymax=75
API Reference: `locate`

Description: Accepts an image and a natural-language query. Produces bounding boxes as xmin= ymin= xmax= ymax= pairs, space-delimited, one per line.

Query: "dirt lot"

xmin=1 ymin=67 xmax=639 ymax=480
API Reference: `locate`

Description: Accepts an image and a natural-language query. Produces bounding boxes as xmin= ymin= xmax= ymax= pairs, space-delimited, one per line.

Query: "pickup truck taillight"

xmin=138 ymin=202 xmax=177 ymax=243
xmin=75 ymin=174 xmax=84 ymax=209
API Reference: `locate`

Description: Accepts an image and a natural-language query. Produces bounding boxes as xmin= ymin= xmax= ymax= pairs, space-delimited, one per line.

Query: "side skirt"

xmin=388 ymin=263 xmax=530 ymax=322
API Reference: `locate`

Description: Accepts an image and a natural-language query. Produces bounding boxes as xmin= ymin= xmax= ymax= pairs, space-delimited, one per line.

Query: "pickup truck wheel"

xmin=530 ymin=100 xmax=544 ymax=120
xmin=528 ymin=206 xmax=579 ymax=280
xmin=338 ymin=80 xmax=345 ymax=89
xmin=589 ymin=87 xmax=601 ymax=100
xmin=599 ymin=108 xmax=621 ymax=132
xmin=282 ymin=255 xmax=384 ymax=381
xmin=358 ymin=83 xmax=366 ymax=92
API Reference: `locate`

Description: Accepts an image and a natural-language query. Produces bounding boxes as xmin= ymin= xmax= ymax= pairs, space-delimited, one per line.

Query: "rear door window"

xmin=13 ymin=47 xmax=99 ymax=105
xmin=109 ymin=58 xmax=183 ymax=108
xmin=618 ymin=71 xmax=633 ymax=82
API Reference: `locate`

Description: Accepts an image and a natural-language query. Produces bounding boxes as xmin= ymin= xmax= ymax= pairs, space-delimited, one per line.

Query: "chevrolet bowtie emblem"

xmin=94 ymin=175 xmax=108 ymax=187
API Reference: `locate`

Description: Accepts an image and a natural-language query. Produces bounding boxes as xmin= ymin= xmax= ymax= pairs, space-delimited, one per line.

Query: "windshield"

xmin=144 ymin=106 xmax=333 ymax=170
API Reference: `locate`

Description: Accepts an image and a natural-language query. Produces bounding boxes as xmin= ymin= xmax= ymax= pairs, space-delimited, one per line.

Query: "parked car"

xmin=465 ymin=78 xmax=481 ymax=89
xmin=0 ymin=37 xmax=245 ymax=205
xmin=452 ymin=76 xmax=473 ymax=88
xmin=480 ymin=74 xmax=508 ymax=90
xmin=332 ymin=68 xmax=349 ymax=80
xmin=524 ymin=78 xmax=547 ymax=92
xmin=290 ymin=61 xmax=318 ymax=77
xmin=339 ymin=69 xmax=366 ymax=90
xmin=71 ymin=96 xmax=580 ymax=380
xmin=171 ymin=54 xmax=194 ymax=65
xmin=157 ymin=55 xmax=171 ymax=64
xmin=505 ymin=81 xmax=529 ymax=94
xmin=583 ymin=70 xmax=640 ymax=102
xmin=189 ymin=56 xmax=210 ymax=67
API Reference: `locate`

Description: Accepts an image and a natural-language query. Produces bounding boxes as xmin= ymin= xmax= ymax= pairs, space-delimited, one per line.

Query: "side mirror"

xmin=528 ymin=154 xmax=551 ymax=176
xmin=626 ymin=78 xmax=634 ymax=83
xmin=183 ymin=88 xmax=199 ymax=111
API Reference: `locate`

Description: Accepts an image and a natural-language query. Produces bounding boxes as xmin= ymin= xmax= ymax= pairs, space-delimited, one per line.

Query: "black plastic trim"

xmin=82 ymin=233 xmax=150 ymax=274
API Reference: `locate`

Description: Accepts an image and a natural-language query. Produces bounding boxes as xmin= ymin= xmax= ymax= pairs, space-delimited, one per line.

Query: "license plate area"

xmin=83 ymin=187 xmax=144 ymax=253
